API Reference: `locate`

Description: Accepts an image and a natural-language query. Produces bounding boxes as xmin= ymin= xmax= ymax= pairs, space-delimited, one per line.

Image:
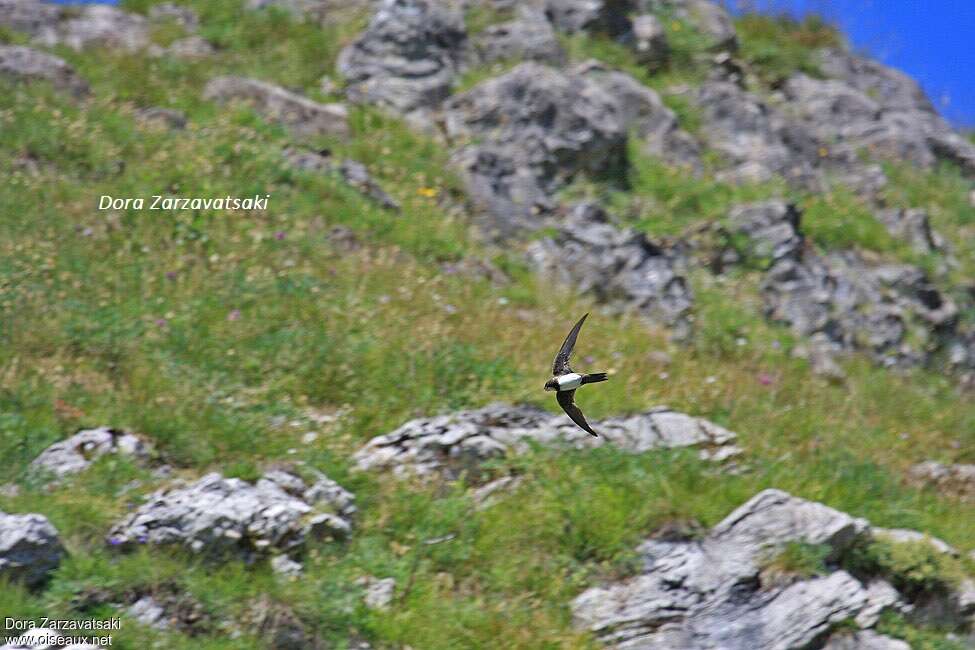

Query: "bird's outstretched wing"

xmin=552 ymin=313 xmax=589 ymax=375
xmin=556 ymin=390 xmax=599 ymax=437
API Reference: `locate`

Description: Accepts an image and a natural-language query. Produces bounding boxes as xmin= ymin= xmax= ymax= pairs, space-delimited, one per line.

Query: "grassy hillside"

xmin=1 ymin=2 xmax=973 ymax=649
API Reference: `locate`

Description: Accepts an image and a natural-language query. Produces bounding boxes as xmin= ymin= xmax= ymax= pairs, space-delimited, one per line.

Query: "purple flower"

xmin=275 ymin=231 xmax=286 ymax=241
xmin=136 ymin=534 xmax=149 ymax=544
xmin=155 ymin=318 xmax=168 ymax=328
xmin=165 ymin=271 xmax=177 ymax=281
xmin=228 ymin=309 xmax=241 ymax=322
xmin=757 ymin=372 xmax=773 ymax=386
xmin=107 ymin=536 xmax=123 ymax=546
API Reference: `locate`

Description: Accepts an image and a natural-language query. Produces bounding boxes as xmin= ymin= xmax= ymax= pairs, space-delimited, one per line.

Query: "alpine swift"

xmin=544 ymin=313 xmax=608 ymax=437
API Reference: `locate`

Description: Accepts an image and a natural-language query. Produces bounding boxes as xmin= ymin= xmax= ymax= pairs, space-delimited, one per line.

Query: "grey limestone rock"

xmin=34 ymin=5 xmax=150 ymax=52
xmin=337 ymin=0 xmax=468 ymax=126
xmin=0 ymin=511 xmax=65 ymax=588
xmin=444 ymin=62 xmax=627 ymax=236
xmin=0 ymin=45 xmax=89 ymax=97
xmin=282 ymin=147 xmax=400 ymax=211
xmin=570 ymin=489 xmax=889 ymax=650
xmin=528 ymin=203 xmax=694 ymax=337
xmin=353 ymin=402 xmax=740 ymax=478
xmin=203 ymin=76 xmax=349 ymax=138
xmin=29 ymin=427 xmax=152 ymax=481
xmin=106 ymin=469 xmax=354 ymax=560
xmin=0 ymin=0 xmax=63 ymax=37
xmin=472 ymin=6 xmax=564 ymax=66
xmin=908 ymin=461 xmax=975 ymax=500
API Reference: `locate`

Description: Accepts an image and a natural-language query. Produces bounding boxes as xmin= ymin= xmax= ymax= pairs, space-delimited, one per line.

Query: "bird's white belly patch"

xmin=556 ymin=373 xmax=583 ymax=390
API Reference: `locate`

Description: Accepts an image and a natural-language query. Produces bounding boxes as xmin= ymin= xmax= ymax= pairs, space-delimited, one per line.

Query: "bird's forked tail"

xmin=582 ymin=372 xmax=608 ymax=384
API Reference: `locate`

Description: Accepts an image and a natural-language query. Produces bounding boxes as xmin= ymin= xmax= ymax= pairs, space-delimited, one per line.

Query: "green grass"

xmin=735 ymin=12 xmax=843 ymax=84
xmin=0 ymin=1 xmax=973 ymax=648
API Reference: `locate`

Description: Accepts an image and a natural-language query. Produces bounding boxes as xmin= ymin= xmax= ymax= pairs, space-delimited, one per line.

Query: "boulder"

xmin=203 ymin=76 xmax=349 ymax=138
xmin=571 ymin=490 xmax=890 ymax=650
xmin=444 ymin=62 xmax=627 ymax=235
xmin=29 ymin=427 xmax=152 ymax=481
xmin=543 ymin=0 xmax=632 ymax=37
xmin=34 ymin=6 xmax=150 ymax=52
xmin=106 ymin=469 xmax=355 ymax=561
xmin=908 ymin=461 xmax=975 ymax=500
xmin=0 ymin=45 xmax=89 ymax=97
xmin=337 ymin=0 xmax=468 ymax=125
xmin=282 ymin=147 xmax=400 ymax=211
xmin=0 ymin=0 xmax=62 ymax=37
xmin=528 ymin=203 xmax=694 ymax=337
xmin=574 ymin=60 xmax=700 ymax=168
xmin=0 ymin=511 xmax=65 ymax=588
xmin=353 ymin=402 xmax=740 ymax=478
xmin=473 ymin=6 xmax=564 ymax=66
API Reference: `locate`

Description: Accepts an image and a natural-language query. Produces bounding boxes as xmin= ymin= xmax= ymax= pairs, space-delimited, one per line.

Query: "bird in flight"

xmin=544 ymin=313 xmax=608 ymax=437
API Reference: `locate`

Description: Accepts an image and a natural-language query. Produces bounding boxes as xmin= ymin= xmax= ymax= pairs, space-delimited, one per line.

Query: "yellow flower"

xmin=818 ymin=147 xmax=829 ymax=158
xmin=417 ymin=186 xmax=438 ymax=198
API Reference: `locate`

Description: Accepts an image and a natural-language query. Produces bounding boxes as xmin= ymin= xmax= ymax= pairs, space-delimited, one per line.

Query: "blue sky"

xmin=731 ymin=1 xmax=975 ymax=126
xmin=49 ymin=0 xmax=975 ymax=126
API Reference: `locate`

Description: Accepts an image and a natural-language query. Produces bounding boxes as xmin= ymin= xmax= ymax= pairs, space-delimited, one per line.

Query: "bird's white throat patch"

xmin=555 ymin=373 xmax=583 ymax=390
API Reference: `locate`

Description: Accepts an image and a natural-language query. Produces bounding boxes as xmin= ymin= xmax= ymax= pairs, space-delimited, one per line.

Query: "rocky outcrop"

xmin=444 ymin=62 xmax=627 ymax=236
xmin=528 ymin=203 xmax=694 ymax=337
xmin=0 ymin=511 xmax=65 ymax=588
xmin=909 ymin=461 xmax=975 ymax=500
xmin=575 ymin=60 xmax=700 ymax=168
xmin=0 ymin=45 xmax=89 ymax=97
xmin=571 ymin=489 xmax=919 ymax=649
xmin=723 ymin=200 xmax=958 ymax=369
xmin=29 ymin=427 xmax=152 ymax=481
xmin=203 ymin=76 xmax=349 ymax=138
xmin=106 ymin=469 xmax=355 ymax=561
xmin=337 ymin=0 xmax=468 ymax=126
xmin=353 ymin=402 xmax=740 ymax=478
xmin=0 ymin=0 xmax=62 ymax=37
xmin=544 ymin=0 xmax=632 ymax=37
xmin=695 ymin=80 xmax=818 ymax=188
xmin=282 ymin=147 xmax=400 ymax=211
xmin=781 ymin=50 xmax=975 ymax=178
xmin=472 ymin=6 xmax=564 ymax=66
xmin=34 ymin=5 xmax=150 ymax=52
